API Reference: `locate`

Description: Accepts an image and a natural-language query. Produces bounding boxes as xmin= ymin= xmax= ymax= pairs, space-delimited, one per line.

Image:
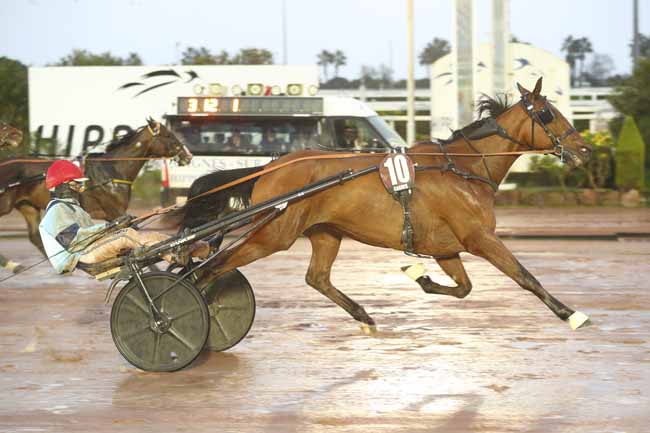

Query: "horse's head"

xmin=145 ymin=117 xmax=193 ymax=166
xmin=515 ymin=78 xmax=591 ymax=167
xmin=0 ymin=123 xmax=23 ymax=148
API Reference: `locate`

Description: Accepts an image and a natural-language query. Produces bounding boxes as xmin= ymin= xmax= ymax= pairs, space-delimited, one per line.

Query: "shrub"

xmin=579 ymin=130 xmax=614 ymax=188
xmin=615 ymin=116 xmax=646 ymax=190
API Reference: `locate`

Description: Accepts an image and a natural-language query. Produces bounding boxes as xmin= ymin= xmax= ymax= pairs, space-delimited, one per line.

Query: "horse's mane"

xmin=104 ymin=127 xmax=144 ymax=152
xmin=440 ymin=94 xmax=512 ymax=144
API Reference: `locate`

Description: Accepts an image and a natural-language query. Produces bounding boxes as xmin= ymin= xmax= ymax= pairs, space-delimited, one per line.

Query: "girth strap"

xmin=397 ymin=190 xmax=415 ymax=253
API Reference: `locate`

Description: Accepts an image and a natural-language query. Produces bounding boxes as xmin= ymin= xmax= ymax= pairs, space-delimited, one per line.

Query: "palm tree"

xmin=562 ymin=36 xmax=578 ymax=86
xmin=575 ymin=37 xmax=593 ymax=86
xmin=333 ymin=50 xmax=347 ymax=78
xmin=317 ymin=50 xmax=334 ymax=81
xmin=562 ymin=35 xmax=593 ymax=87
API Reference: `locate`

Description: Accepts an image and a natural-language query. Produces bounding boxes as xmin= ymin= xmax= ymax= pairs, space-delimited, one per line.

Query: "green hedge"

xmin=616 ymin=116 xmax=646 ymax=191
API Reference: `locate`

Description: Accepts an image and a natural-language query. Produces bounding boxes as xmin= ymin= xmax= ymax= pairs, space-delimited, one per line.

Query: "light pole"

xmin=406 ymin=0 xmax=415 ymax=145
xmin=282 ymin=0 xmax=288 ymax=65
xmin=633 ymin=0 xmax=640 ymax=66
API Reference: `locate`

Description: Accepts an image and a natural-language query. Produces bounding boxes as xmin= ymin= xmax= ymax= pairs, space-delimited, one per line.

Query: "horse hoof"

xmin=401 ymin=263 xmax=426 ymax=281
xmin=5 ymin=261 xmax=23 ymax=274
xmin=568 ymin=311 xmax=591 ymax=330
xmin=359 ymin=323 xmax=377 ymax=335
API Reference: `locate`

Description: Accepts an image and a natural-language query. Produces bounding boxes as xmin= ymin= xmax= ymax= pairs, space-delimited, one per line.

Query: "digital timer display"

xmin=177 ymin=97 xmax=323 ymax=116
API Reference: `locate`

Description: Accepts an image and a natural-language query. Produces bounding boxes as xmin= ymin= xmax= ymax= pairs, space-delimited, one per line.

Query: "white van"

xmin=161 ymin=95 xmax=406 ymax=205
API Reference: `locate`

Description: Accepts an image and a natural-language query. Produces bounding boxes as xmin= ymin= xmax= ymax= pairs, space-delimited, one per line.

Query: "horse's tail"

xmin=166 ymin=165 xmax=266 ymax=235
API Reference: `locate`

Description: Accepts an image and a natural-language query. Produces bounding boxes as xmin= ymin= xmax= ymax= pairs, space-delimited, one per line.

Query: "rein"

xmin=134 ymin=93 xmax=577 ymax=223
xmin=130 ymin=147 xmax=553 ymax=224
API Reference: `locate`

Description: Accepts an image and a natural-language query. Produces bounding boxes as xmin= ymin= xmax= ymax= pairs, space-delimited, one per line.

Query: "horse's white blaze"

xmin=568 ymin=311 xmax=590 ymax=330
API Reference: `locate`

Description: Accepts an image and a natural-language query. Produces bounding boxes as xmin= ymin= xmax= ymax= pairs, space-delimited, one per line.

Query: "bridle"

xmin=419 ymin=92 xmax=580 ymax=191
xmin=146 ymin=122 xmax=192 ymax=165
xmin=519 ymin=93 xmax=577 ymax=163
xmin=81 ymin=123 xmax=191 ymax=192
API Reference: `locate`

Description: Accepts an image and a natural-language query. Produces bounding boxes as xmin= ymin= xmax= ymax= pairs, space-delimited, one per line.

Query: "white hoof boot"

xmin=568 ymin=311 xmax=591 ymax=330
xmin=359 ymin=323 xmax=377 ymax=335
xmin=402 ymin=263 xmax=426 ymax=281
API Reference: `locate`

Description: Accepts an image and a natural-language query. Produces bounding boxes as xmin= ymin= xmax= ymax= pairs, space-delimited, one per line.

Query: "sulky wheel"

xmin=202 ymin=269 xmax=255 ymax=352
xmin=110 ymin=271 xmax=210 ymax=372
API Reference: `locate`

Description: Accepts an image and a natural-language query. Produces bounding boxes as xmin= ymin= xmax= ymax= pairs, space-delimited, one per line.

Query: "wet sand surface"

xmin=0 ymin=237 xmax=649 ymax=432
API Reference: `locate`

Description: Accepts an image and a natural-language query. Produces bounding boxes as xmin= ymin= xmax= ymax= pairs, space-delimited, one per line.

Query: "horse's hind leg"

xmin=465 ymin=231 xmax=590 ymax=330
xmin=16 ymin=202 xmax=45 ymax=255
xmin=402 ymin=254 xmax=472 ymax=298
xmin=305 ymin=228 xmax=376 ymax=328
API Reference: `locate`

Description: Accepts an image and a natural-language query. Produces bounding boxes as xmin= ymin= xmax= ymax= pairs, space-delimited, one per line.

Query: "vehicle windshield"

xmin=368 ymin=116 xmax=407 ymax=148
xmin=169 ymin=117 xmax=321 ymax=156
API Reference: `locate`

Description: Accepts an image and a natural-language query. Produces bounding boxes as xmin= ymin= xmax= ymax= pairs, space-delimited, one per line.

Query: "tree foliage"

xmin=181 ymin=47 xmax=274 ymax=65
xmin=418 ymin=38 xmax=450 ymax=67
xmin=332 ymin=50 xmax=347 ymax=78
xmin=615 ymin=116 xmax=646 ymax=190
xmin=609 ymin=58 xmax=650 ymax=186
xmin=609 ymin=58 xmax=650 ymax=118
xmin=0 ymin=57 xmax=28 ymax=133
xmin=54 ymin=49 xmax=143 ymax=66
xmin=582 ymin=53 xmax=615 ymax=87
xmin=631 ymin=33 xmax=650 ymax=59
xmin=359 ymin=64 xmax=393 ymax=89
xmin=181 ymin=47 xmax=229 ymax=65
xmin=510 ymin=35 xmax=530 ymax=44
xmin=317 ymin=50 xmax=335 ymax=81
xmin=232 ymin=48 xmax=274 ymax=65
xmin=579 ymin=130 xmax=615 ymax=188
xmin=561 ymin=35 xmax=593 ymax=87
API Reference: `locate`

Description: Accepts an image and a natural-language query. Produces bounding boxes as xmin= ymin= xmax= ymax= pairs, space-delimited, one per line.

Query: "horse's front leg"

xmin=464 ymin=231 xmax=590 ymax=330
xmin=402 ymin=254 xmax=473 ymax=298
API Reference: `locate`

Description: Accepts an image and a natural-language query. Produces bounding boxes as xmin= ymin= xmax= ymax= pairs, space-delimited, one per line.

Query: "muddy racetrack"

xmin=0 ymin=236 xmax=649 ymax=432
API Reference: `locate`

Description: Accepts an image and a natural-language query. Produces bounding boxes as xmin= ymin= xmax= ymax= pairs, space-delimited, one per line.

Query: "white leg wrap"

xmin=359 ymin=323 xmax=377 ymax=335
xmin=402 ymin=263 xmax=427 ymax=281
xmin=5 ymin=261 xmax=20 ymax=272
xmin=568 ymin=311 xmax=591 ymax=330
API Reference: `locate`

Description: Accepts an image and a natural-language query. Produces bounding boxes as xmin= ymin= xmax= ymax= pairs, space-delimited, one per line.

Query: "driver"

xmin=38 ymin=160 xmax=209 ymax=274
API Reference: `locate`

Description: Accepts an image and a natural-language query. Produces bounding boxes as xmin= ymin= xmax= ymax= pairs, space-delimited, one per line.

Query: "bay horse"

xmin=192 ymin=78 xmax=594 ymax=330
xmin=0 ymin=118 xmax=192 ymax=273
xmin=0 ymin=123 xmax=23 ymax=149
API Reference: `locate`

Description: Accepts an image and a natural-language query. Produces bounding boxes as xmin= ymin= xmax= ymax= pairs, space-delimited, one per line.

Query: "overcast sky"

xmin=1 ymin=0 xmax=648 ymax=79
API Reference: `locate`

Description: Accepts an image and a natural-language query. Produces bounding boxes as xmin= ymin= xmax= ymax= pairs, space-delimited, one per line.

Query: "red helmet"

xmin=45 ymin=160 xmax=88 ymax=190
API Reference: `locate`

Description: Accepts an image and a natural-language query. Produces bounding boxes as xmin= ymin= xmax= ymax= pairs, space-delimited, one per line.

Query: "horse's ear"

xmin=516 ymin=82 xmax=529 ymax=96
xmin=532 ymin=77 xmax=543 ymax=97
xmin=146 ymin=116 xmax=155 ymax=127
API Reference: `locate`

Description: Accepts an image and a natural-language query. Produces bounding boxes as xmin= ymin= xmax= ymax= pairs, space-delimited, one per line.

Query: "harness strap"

xmin=397 ymin=190 xmax=415 ymax=253
xmin=111 ymin=179 xmax=133 ymax=186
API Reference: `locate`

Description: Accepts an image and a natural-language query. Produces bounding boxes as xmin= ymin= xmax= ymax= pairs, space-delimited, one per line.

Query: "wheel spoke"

xmin=121 ymin=324 xmax=151 ymax=341
xmin=125 ymin=292 xmax=150 ymax=315
xmin=213 ymin=315 xmax=232 ymax=341
xmin=167 ymin=326 xmax=197 ymax=351
xmin=215 ymin=305 xmax=248 ymax=312
xmin=151 ymin=279 xmax=185 ymax=303
xmin=169 ymin=306 xmax=201 ymax=322
xmin=152 ymin=332 xmax=161 ymax=364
